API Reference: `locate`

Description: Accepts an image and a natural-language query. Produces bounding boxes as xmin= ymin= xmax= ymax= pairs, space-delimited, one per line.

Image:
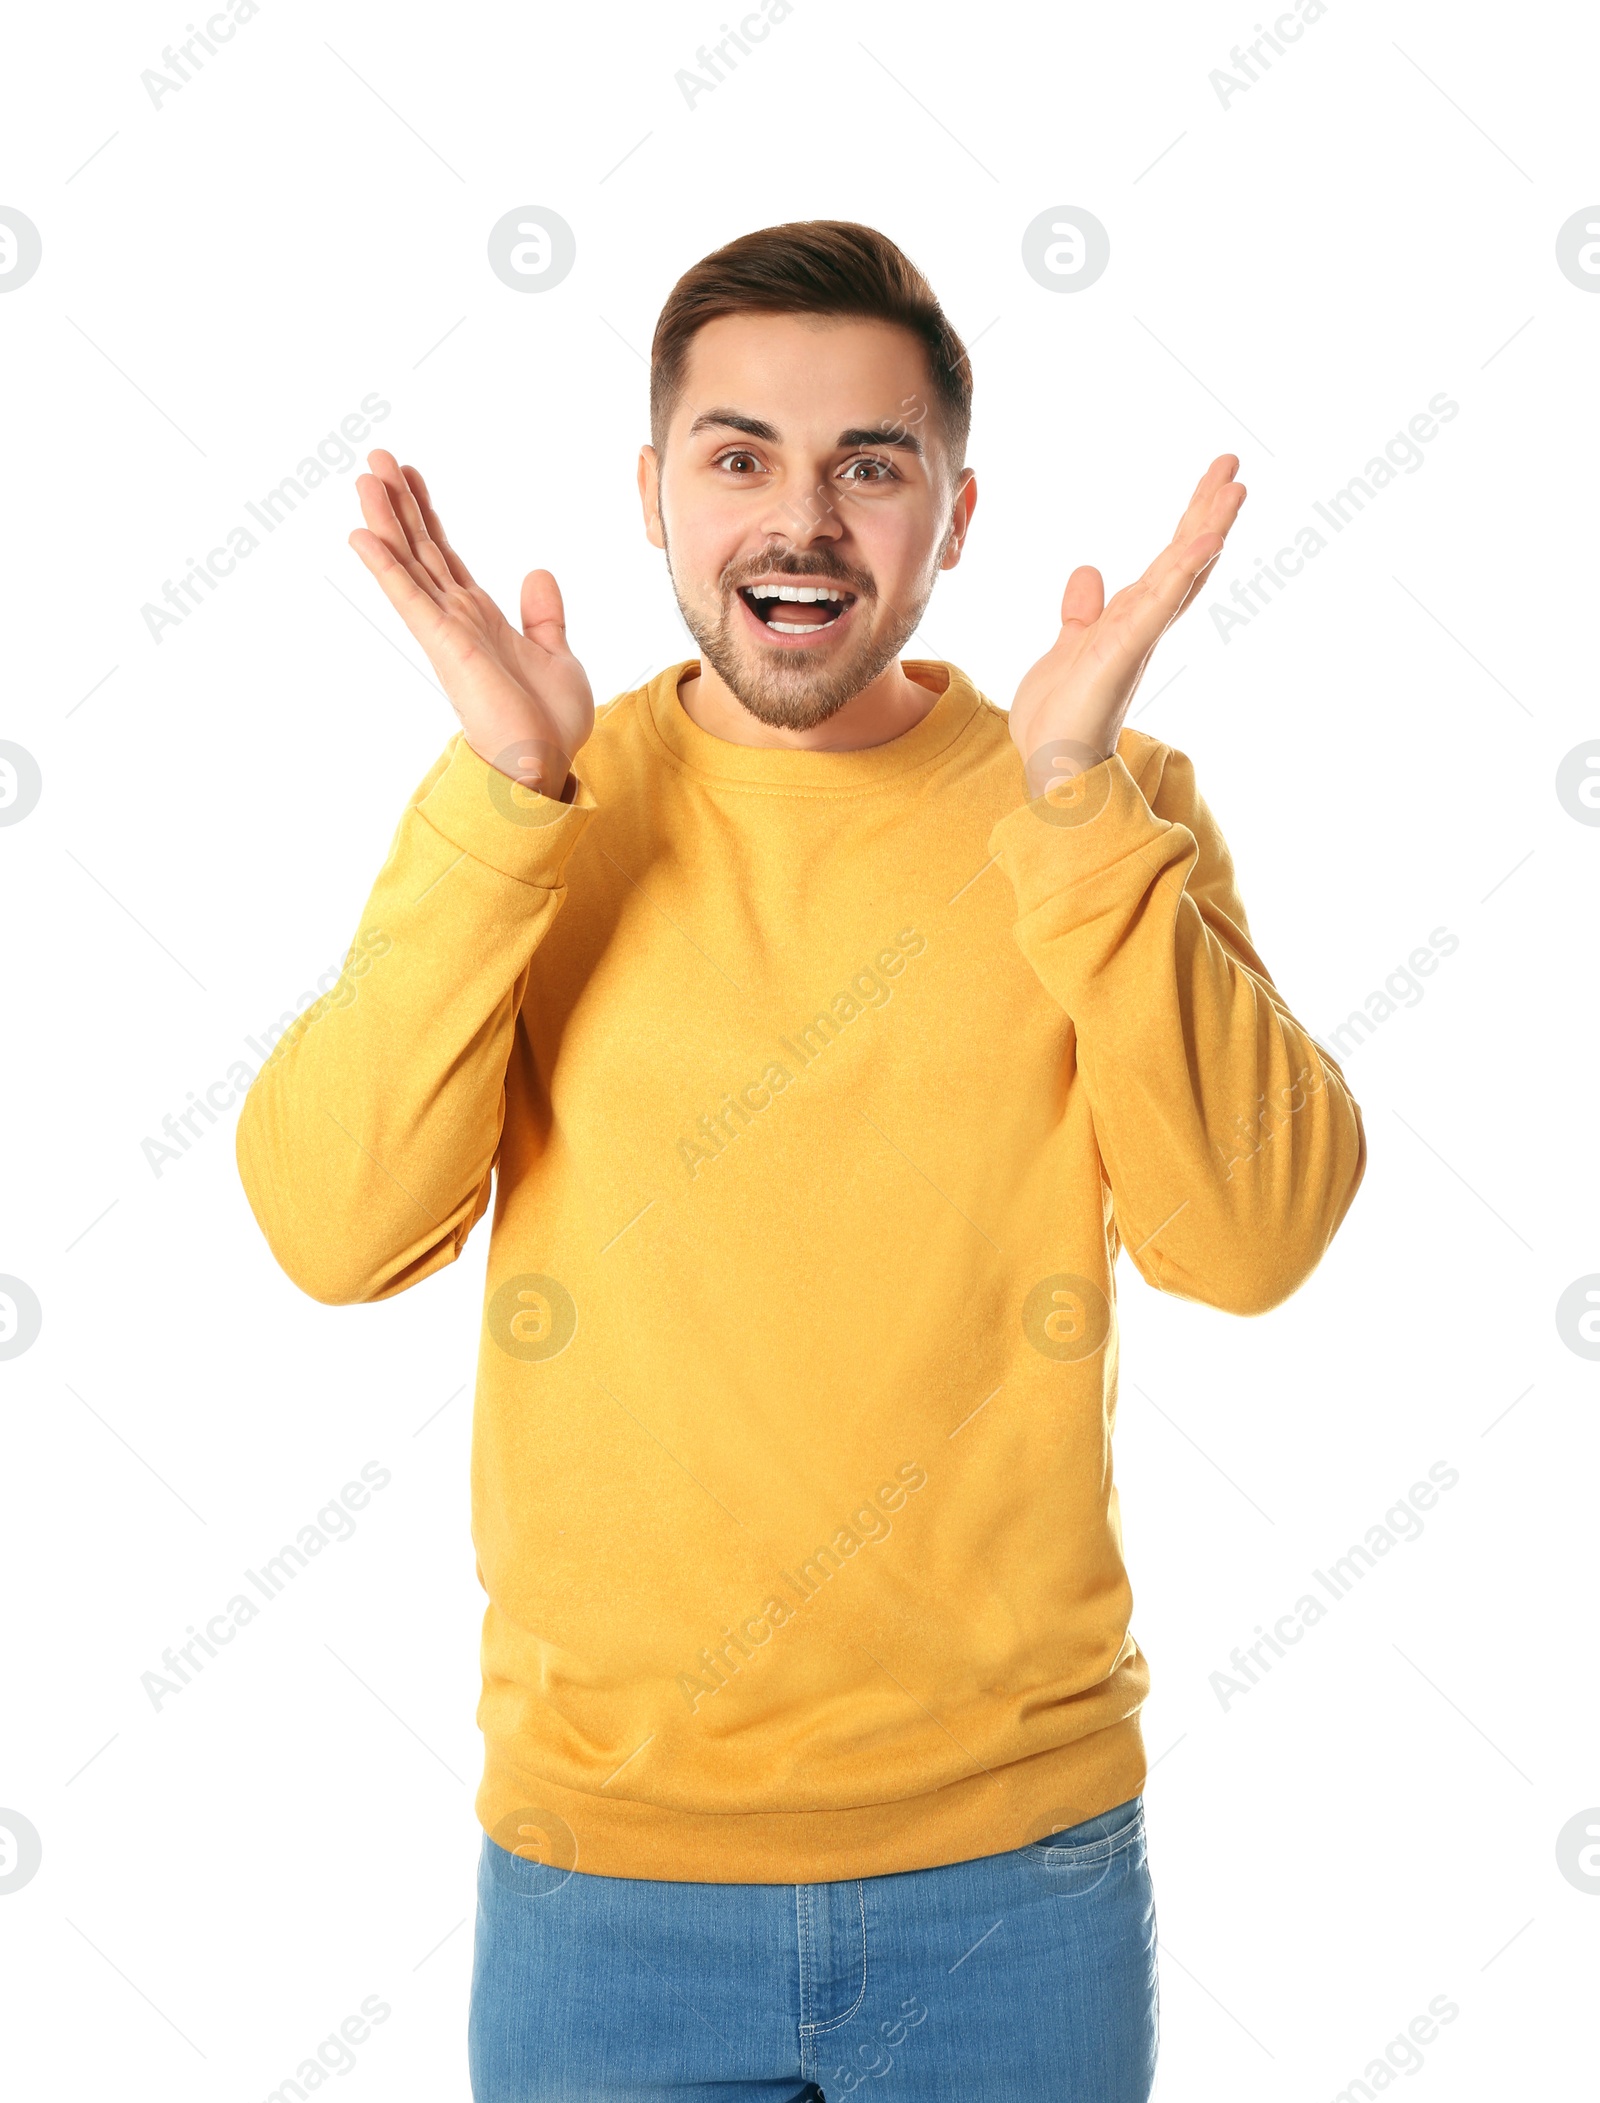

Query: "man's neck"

xmin=675 ymin=657 xmax=942 ymax=753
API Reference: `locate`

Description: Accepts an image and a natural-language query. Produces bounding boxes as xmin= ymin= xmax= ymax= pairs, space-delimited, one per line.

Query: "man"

xmin=237 ymin=220 xmax=1365 ymax=2101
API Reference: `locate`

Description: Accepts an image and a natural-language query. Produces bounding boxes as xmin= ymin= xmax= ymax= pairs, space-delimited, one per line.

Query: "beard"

xmin=662 ymin=526 xmax=938 ymax=734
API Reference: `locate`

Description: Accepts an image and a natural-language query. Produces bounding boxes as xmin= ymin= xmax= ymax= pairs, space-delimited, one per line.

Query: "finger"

xmin=1172 ymin=454 xmax=1239 ymax=543
xmin=362 ymin=449 xmax=423 ymax=557
xmin=348 ymin=527 xmax=453 ymax=649
xmin=365 ymin=449 xmax=453 ymax=591
xmin=1145 ymin=480 xmax=1245 ymax=595
xmin=1106 ymin=531 xmax=1223 ymax=666
xmin=1059 ymin=564 xmax=1104 ymax=632
xmin=1172 ymin=544 xmax=1225 ymax=621
xmin=401 ymin=465 xmax=478 ymax=590
xmin=1148 ymin=531 xmax=1225 ymax=630
xmin=1107 ymin=533 xmax=1230 ymax=702
xmin=1202 ymin=477 xmax=1247 ymax=538
xmin=354 ymin=473 xmax=441 ymax=596
xmin=520 ymin=567 xmax=570 ymax=647
xmin=1151 ymin=460 xmax=1239 ymax=582
xmin=1186 ymin=455 xmax=1236 ymax=503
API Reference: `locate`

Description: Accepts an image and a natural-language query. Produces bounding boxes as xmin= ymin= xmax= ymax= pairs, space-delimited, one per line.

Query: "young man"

xmin=237 ymin=221 xmax=1365 ymax=2101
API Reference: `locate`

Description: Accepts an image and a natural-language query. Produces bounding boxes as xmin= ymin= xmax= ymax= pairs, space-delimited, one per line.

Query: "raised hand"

xmin=1009 ymin=455 xmax=1246 ymax=796
xmin=349 ymin=450 xmax=594 ymax=799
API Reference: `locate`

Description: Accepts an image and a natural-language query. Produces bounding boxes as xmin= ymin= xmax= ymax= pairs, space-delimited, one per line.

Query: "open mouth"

xmin=736 ymin=581 xmax=859 ymax=644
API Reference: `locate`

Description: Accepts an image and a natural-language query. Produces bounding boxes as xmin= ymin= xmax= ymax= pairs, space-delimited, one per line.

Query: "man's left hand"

xmin=1009 ymin=455 xmax=1247 ymax=796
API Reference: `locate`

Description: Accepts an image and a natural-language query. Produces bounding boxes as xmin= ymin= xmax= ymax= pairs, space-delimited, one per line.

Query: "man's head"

xmin=638 ymin=221 xmax=977 ymax=732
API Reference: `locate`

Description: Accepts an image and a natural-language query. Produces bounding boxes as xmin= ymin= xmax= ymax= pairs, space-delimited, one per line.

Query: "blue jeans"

xmin=468 ymin=1794 xmax=1157 ymax=2101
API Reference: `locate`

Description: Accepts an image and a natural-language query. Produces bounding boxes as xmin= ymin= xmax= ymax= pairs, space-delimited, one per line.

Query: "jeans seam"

xmin=795 ymin=1883 xmax=812 ymax=2038
xmin=798 ymin=1880 xmax=869 ymax=2039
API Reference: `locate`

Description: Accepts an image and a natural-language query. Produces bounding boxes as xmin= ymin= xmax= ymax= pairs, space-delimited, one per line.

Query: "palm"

xmin=1010 ymin=455 xmax=1246 ymax=777
xmin=349 ymin=449 xmax=594 ymax=792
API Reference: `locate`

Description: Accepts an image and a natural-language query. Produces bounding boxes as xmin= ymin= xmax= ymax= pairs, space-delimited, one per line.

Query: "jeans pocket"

xmin=1020 ymin=1795 xmax=1145 ymax=1895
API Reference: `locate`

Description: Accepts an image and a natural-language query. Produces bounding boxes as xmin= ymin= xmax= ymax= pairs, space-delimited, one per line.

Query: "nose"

xmin=754 ymin=473 xmax=845 ymax=552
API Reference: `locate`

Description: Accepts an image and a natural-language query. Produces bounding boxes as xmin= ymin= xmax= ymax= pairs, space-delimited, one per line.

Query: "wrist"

xmin=479 ymin=732 xmax=572 ymax=805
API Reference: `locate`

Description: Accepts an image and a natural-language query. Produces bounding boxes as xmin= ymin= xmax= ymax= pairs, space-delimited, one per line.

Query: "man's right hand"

xmin=349 ymin=450 xmax=594 ymax=801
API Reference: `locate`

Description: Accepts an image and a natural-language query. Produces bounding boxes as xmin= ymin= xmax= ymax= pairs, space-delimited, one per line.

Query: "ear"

xmin=938 ymin=469 xmax=978 ymax=573
xmin=638 ymin=445 xmax=665 ymax=551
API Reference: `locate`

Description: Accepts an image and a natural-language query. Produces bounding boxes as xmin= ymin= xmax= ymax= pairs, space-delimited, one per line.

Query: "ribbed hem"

xmin=473 ymin=1712 xmax=1148 ymax=1886
xmin=416 ymin=731 xmax=597 ymax=886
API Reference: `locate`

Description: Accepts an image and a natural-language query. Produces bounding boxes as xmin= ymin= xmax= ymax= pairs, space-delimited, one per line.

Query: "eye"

xmin=840 ymin=455 xmax=897 ymax=483
xmin=713 ymin=449 xmax=763 ymax=474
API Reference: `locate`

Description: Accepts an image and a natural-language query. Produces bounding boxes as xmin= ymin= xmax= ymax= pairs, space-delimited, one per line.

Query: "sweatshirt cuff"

xmin=987 ymin=750 xmax=1182 ymax=916
xmin=416 ymin=731 xmax=597 ymax=887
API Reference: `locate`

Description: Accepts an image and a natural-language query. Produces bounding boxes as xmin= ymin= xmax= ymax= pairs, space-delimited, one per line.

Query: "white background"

xmin=2 ymin=0 xmax=1596 ymax=2095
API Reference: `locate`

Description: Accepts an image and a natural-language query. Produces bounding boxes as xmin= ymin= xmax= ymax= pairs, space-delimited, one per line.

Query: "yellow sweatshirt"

xmin=236 ymin=657 xmax=1365 ymax=1882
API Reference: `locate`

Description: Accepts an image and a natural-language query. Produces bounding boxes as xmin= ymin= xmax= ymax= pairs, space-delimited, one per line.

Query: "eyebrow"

xmin=686 ymin=408 xmax=925 ymax=458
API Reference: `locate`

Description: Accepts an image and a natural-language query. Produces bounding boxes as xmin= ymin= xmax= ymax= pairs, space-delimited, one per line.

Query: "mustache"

xmin=725 ymin=556 xmax=875 ymax=598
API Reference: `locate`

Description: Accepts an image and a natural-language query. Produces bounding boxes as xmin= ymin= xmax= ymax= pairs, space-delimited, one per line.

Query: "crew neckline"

xmin=641 ymin=656 xmax=983 ymax=790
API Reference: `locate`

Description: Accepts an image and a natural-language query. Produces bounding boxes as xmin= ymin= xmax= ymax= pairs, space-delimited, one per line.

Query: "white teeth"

xmin=747 ymin=584 xmax=845 ymax=601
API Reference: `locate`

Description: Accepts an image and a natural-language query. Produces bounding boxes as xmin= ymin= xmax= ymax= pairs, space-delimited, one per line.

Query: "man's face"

xmin=639 ymin=313 xmax=975 ymax=731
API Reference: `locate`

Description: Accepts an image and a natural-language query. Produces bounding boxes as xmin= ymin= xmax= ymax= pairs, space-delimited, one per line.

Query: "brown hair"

xmin=649 ymin=220 xmax=971 ymax=473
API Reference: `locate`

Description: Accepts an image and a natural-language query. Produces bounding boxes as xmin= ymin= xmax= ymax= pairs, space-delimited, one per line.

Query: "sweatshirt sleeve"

xmin=987 ymin=735 xmax=1366 ymax=1315
xmin=235 ymin=732 xmax=597 ymax=1306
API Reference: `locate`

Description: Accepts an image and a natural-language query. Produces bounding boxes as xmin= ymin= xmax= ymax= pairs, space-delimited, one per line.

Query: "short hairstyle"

xmin=649 ymin=220 xmax=972 ymax=473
